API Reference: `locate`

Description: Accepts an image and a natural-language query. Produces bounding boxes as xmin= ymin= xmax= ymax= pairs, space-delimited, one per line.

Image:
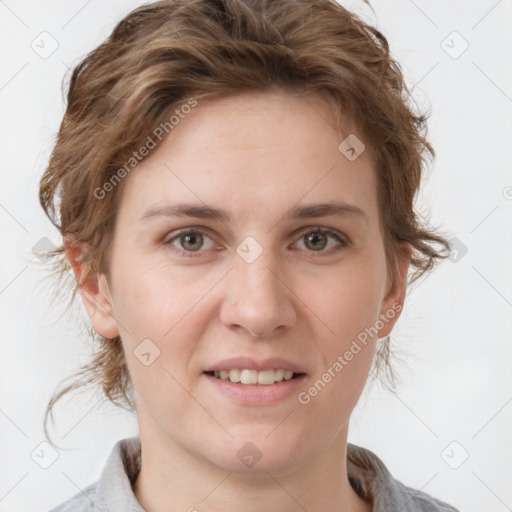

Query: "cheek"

xmin=110 ymin=257 xmax=212 ymax=339
xmin=302 ymin=254 xmax=385 ymax=409
xmin=312 ymin=253 xmax=386 ymax=345
xmin=113 ymin=271 xmax=203 ymax=417
xmin=108 ymin=259 xmax=223 ymax=395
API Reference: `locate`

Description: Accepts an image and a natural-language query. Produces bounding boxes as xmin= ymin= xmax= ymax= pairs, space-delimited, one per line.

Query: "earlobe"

xmin=378 ymin=244 xmax=411 ymax=338
xmin=65 ymin=245 xmax=120 ymax=339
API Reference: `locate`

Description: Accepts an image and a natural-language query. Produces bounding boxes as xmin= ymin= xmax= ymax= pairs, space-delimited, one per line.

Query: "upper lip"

xmin=204 ymin=357 xmax=307 ymax=374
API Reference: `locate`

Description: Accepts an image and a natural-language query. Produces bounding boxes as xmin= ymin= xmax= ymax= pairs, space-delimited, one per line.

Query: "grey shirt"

xmin=49 ymin=436 xmax=460 ymax=511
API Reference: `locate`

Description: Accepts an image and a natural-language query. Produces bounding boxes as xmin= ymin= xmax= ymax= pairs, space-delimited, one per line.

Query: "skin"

xmin=68 ymin=90 xmax=410 ymax=512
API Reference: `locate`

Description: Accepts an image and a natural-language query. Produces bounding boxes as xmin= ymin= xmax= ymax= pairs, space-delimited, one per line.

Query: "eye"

xmin=164 ymin=226 xmax=349 ymax=258
xmin=164 ymin=229 xmax=216 ymax=257
xmin=293 ymin=227 xmax=349 ymax=255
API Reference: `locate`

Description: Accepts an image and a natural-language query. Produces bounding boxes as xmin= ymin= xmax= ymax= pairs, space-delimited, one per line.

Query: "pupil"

xmin=183 ymin=233 xmax=202 ymax=251
xmin=306 ymin=232 xmax=326 ymax=251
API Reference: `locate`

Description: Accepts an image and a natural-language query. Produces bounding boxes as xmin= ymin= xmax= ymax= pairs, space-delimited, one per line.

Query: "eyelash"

xmin=163 ymin=226 xmax=349 ymax=258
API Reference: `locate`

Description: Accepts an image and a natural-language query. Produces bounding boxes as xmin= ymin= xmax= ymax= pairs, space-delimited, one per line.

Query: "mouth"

xmin=204 ymin=369 xmax=305 ymax=386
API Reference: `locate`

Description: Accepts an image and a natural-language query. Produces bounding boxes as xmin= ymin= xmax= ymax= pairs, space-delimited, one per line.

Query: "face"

xmin=77 ymin=90 xmax=408 ymax=475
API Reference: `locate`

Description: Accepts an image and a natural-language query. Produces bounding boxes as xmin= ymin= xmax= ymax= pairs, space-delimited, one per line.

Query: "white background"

xmin=0 ymin=1 xmax=511 ymax=511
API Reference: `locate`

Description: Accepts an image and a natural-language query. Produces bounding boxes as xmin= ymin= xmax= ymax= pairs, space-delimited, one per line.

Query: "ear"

xmin=65 ymin=244 xmax=120 ymax=339
xmin=377 ymin=243 xmax=411 ymax=338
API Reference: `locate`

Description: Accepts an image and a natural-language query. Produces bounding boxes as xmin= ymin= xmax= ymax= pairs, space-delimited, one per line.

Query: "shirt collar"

xmin=94 ymin=436 xmax=440 ymax=512
xmin=95 ymin=436 xmax=144 ymax=512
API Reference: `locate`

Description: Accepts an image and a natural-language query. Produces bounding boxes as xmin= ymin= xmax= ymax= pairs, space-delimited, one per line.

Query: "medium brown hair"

xmin=40 ymin=0 xmax=449 ymax=439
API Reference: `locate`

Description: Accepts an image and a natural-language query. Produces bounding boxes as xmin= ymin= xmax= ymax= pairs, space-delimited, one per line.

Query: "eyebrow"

xmin=139 ymin=201 xmax=369 ymax=225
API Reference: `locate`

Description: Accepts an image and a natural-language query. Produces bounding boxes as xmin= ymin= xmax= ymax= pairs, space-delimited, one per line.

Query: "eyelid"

xmin=162 ymin=226 xmax=216 ymax=244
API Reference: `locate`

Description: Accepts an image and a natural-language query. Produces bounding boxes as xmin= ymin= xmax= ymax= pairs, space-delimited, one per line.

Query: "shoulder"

xmin=47 ymin=436 xmax=142 ymax=512
xmin=388 ymin=477 xmax=460 ymax=512
xmin=347 ymin=443 xmax=460 ymax=512
xmin=47 ymin=481 xmax=98 ymax=512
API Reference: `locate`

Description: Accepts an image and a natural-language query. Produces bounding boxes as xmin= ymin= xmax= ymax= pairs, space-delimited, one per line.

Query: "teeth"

xmin=211 ymin=369 xmax=297 ymax=385
xmin=257 ymin=369 xmax=275 ymax=385
xmin=228 ymin=368 xmax=240 ymax=382
xmin=240 ymin=369 xmax=258 ymax=384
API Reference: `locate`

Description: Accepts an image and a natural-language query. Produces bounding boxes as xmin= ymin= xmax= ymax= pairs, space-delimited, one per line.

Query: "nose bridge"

xmin=221 ymin=243 xmax=296 ymax=337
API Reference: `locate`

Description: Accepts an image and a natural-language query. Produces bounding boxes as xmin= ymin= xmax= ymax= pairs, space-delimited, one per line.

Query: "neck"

xmin=132 ymin=422 xmax=372 ymax=512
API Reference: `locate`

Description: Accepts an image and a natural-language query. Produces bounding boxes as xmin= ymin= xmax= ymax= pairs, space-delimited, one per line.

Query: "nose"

xmin=219 ymin=249 xmax=297 ymax=339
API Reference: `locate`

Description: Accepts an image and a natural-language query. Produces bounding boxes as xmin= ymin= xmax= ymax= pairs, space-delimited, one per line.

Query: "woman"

xmin=40 ymin=0 xmax=459 ymax=510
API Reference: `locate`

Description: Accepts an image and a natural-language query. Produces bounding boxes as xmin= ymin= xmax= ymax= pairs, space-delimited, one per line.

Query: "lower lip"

xmin=203 ymin=373 xmax=307 ymax=406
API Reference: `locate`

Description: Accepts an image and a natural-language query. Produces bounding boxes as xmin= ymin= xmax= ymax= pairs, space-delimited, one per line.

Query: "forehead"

xmin=117 ymin=91 xmax=379 ymax=226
